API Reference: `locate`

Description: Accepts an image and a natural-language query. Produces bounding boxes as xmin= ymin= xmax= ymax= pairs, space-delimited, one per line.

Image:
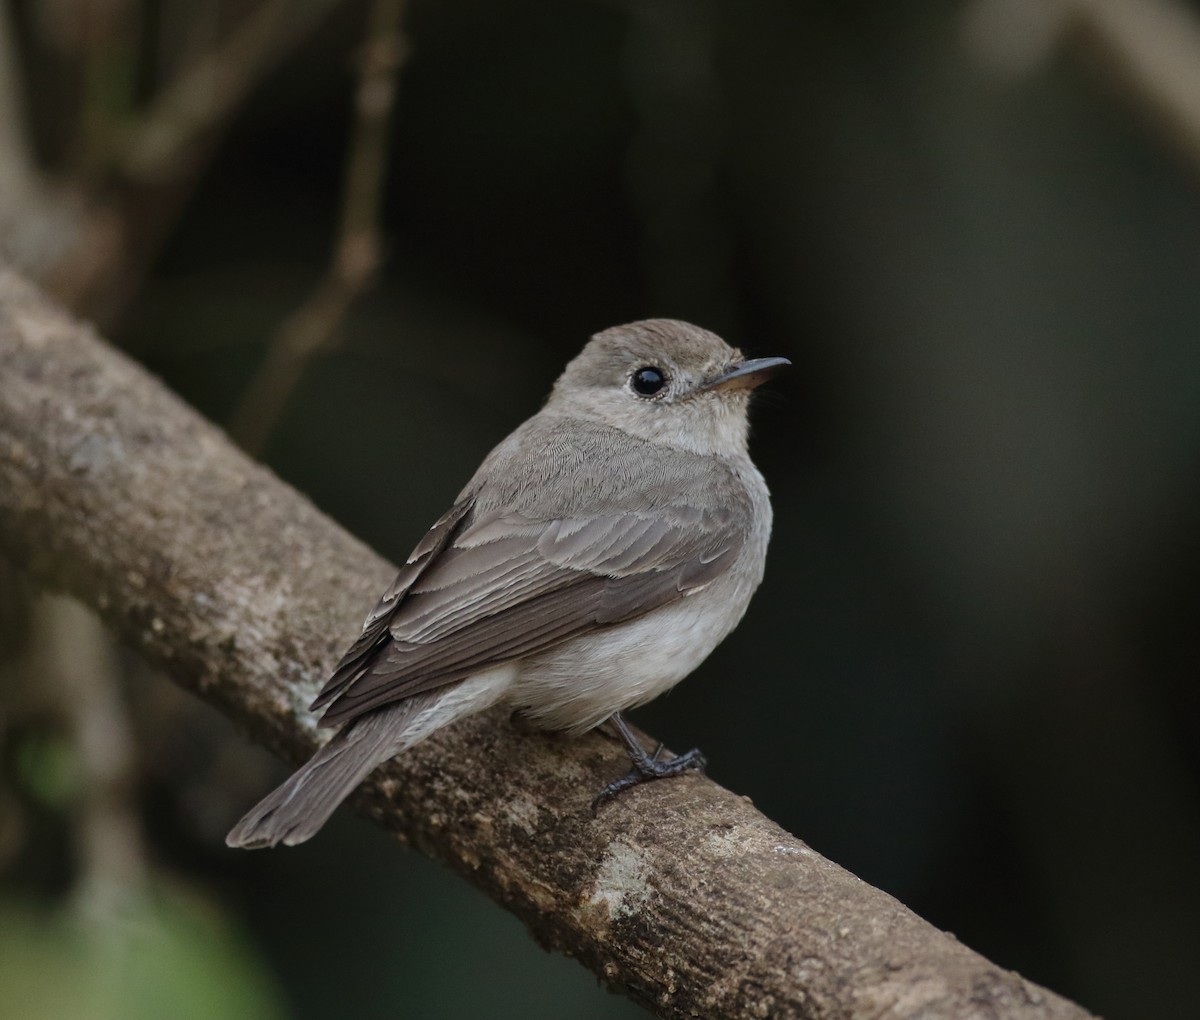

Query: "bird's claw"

xmin=591 ymin=746 xmax=707 ymax=814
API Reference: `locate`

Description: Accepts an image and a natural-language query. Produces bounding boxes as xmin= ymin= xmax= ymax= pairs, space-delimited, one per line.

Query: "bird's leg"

xmin=592 ymin=712 xmax=706 ymax=812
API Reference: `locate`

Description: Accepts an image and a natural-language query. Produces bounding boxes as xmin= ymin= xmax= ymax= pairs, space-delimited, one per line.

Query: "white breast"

xmin=510 ymin=555 xmax=768 ymax=732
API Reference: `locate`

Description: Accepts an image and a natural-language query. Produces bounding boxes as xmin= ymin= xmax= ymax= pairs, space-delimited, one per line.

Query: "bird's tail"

xmin=226 ymin=693 xmax=437 ymax=849
xmin=226 ymin=666 xmax=513 ymax=849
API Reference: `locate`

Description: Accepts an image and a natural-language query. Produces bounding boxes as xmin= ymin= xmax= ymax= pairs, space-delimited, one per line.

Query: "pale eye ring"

xmin=630 ymin=365 xmax=667 ymax=397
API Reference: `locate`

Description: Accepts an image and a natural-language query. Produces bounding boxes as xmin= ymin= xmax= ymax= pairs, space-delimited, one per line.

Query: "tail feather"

xmin=226 ymin=666 xmax=514 ymax=849
xmin=226 ymin=696 xmax=434 ymax=849
xmin=229 ymin=662 xmax=516 ymax=844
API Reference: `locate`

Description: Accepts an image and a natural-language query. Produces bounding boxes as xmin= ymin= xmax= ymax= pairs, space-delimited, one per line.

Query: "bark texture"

xmin=0 ymin=267 xmax=1098 ymax=1020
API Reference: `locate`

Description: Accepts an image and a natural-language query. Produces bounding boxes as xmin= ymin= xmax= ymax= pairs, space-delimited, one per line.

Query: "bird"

xmin=226 ymin=318 xmax=787 ymax=848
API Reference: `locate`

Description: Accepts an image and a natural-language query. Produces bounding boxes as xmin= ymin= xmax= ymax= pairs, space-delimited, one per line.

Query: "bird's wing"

xmin=310 ymin=431 xmax=749 ymax=726
xmin=310 ymin=498 xmax=475 ymax=713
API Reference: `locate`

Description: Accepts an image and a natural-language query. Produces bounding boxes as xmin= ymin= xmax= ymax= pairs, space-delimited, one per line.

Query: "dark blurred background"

xmin=2 ymin=0 xmax=1198 ymax=1017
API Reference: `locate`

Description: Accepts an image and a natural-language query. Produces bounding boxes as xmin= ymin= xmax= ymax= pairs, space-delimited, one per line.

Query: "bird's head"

xmin=544 ymin=319 xmax=788 ymax=458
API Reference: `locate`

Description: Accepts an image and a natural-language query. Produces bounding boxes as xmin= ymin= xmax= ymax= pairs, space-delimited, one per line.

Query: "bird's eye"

xmin=630 ymin=366 xmax=667 ymax=397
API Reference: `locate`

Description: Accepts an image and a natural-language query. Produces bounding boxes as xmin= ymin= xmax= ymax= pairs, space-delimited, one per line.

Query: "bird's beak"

xmin=701 ymin=357 xmax=790 ymax=394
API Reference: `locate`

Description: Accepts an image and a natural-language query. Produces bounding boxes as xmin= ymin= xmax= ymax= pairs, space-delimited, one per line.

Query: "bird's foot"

xmin=591 ymin=713 xmax=706 ymax=813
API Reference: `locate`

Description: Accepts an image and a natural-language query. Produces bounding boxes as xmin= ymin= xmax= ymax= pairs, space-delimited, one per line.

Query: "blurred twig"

xmin=0 ymin=266 xmax=1099 ymax=1020
xmin=30 ymin=596 xmax=148 ymax=915
xmin=0 ymin=1 xmax=87 ymax=278
xmin=0 ymin=1 xmax=38 ymax=198
xmin=965 ymin=0 xmax=1200 ymax=179
xmin=1066 ymin=0 xmax=1200 ymax=175
xmin=119 ymin=0 xmax=313 ymax=183
xmin=5 ymin=0 xmax=348 ymax=323
xmin=230 ymin=0 xmax=407 ymax=456
xmin=77 ymin=0 xmax=142 ymax=175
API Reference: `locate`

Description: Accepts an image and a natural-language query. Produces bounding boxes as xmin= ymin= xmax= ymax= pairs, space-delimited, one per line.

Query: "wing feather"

xmin=309 ymin=499 xmax=475 ymax=712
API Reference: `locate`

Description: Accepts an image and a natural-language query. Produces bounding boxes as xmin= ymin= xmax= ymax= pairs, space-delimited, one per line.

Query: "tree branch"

xmin=0 ymin=266 xmax=1097 ymax=1020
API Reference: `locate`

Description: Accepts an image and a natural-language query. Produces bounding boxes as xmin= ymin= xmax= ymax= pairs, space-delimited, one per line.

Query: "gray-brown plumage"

xmin=227 ymin=319 xmax=786 ymax=848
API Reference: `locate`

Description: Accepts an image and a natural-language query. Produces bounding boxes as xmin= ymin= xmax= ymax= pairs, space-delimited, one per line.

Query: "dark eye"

xmin=630 ymin=366 xmax=667 ymax=397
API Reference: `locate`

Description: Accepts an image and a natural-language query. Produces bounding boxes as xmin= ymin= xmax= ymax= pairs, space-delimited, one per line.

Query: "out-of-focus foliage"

xmin=0 ymin=881 xmax=284 ymax=1020
xmin=2 ymin=0 xmax=1199 ymax=1018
